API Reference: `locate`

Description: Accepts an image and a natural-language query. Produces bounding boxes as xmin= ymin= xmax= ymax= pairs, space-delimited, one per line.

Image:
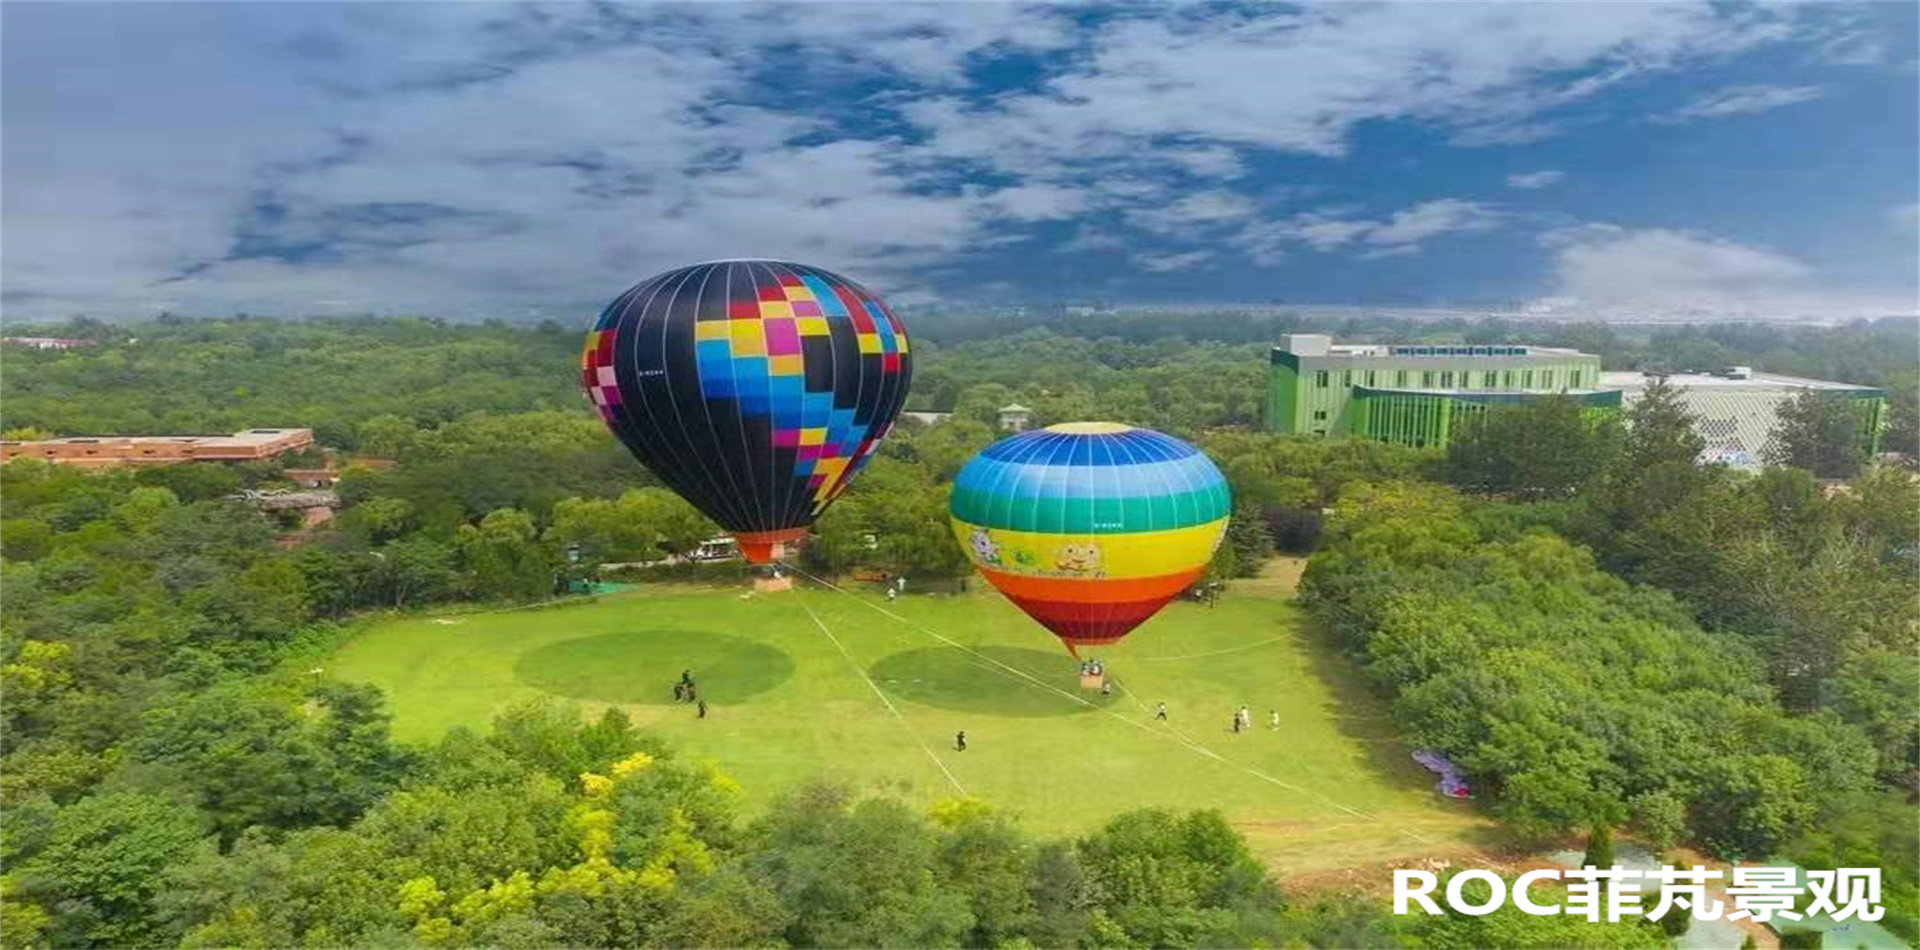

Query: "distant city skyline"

xmin=4 ymin=2 xmax=1916 ymax=322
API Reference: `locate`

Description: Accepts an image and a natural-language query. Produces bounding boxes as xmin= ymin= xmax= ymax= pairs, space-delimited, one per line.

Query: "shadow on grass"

xmin=515 ymin=629 xmax=796 ymax=705
xmin=869 ymin=645 xmax=1124 ymax=718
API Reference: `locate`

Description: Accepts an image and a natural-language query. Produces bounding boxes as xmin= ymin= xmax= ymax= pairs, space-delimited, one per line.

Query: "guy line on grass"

xmin=783 ymin=565 xmax=1439 ymax=847
xmin=790 ymin=585 xmax=969 ymax=797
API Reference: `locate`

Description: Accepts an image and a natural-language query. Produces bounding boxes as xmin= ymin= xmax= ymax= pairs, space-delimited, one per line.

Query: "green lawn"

xmin=327 ymin=566 xmax=1492 ymax=878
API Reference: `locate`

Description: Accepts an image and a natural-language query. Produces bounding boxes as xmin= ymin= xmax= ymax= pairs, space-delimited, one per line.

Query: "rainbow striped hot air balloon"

xmin=949 ymin=422 xmax=1231 ymax=655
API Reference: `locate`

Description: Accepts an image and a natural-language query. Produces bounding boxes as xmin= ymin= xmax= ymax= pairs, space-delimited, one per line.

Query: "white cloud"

xmin=1891 ymin=201 xmax=1920 ymax=232
xmin=1057 ymin=225 xmax=1127 ymax=254
xmin=906 ymin=2 xmax=1808 ymax=178
xmin=1525 ymin=224 xmax=1917 ymax=321
xmin=1133 ymin=250 xmax=1214 ymax=273
xmin=1649 ymin=84 xmax=1824 ymax=124
xmin=1541 ymin=224 xmax=1806 ymax=307
xmin=1123 ymin=191 xmax=1258 ymax=235
xmin=1365 ymin=199 xmax=1502 ymax=247
xmin=1507 ymin=170 xmax=1566 ymax=190
xmin=1238 ymin=199 xmax=1501 ymax=263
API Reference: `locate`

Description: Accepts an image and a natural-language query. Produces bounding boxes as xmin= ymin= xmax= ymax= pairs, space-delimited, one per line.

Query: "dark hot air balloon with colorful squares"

xmin=949 ymin=422 xmax=1231 ymax=655
xmin=583 ymin=260 xmax=911 ymax=563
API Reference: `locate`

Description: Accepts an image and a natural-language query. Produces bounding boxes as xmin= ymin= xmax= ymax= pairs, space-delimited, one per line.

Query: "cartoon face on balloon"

xmin=1054 ymin=542 xmax=1103 ymax=574
xmin=969 ymin=528 xmax=1001 ymax=566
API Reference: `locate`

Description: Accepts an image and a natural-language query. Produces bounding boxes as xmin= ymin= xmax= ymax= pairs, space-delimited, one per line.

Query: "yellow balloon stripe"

xmin=950 ymin=516 xmax=1228 ymax=581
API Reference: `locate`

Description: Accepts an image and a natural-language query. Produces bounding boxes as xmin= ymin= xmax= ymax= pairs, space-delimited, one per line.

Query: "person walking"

xmin=1100 ymin=680 xmax=1113 ymax=697
xmin=886 ymin=586 xmax=898 ymax=603
xmin=1154 ymin=702 xmax=1168 ymax=721
xmin=955 ymin=730 xmax=967 ymax=752
xmin=1231 ymin=712 xmax=1242 ymax=734
xmin=1269 ymin=709 xmax=1280 ymax=730
xmin=1237 ymin=705 xmax=1251 ymax=732
xmin=673 ymin=682 xmax=685 ymax=702
xmin=697 ymin=699 xmax=708 ymax=719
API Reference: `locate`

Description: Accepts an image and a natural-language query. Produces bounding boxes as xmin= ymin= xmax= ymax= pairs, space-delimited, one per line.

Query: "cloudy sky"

xmin=4 ymin=2 xmax=1916 ymax=322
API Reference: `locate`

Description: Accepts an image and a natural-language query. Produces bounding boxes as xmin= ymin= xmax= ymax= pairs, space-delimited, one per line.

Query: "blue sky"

xmin=3 ymin=2 xmax=1916 ymax=322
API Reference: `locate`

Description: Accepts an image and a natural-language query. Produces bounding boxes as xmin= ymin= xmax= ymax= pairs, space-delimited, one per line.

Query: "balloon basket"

xmin=1079 ymin=673 xmax=1105 ymax=691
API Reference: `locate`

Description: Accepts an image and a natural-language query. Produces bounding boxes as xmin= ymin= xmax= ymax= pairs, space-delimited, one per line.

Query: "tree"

xmin=741 ymin=783 xmax=972 ymax=949
xmin=14 ymin=792 xmax=210 ymax=948
xmin=1075 ymin=808 xmax=1283 ymax=948
xmin=932 ymin=804 xmax=1039 ymax=948
xmin=1768 ymin=389 xmax=1867 ymax=478
xmin=457 ymin=508 xmax=554 ymax=601
xmin=1221 ymin=502 xmax=1274 ymax=577
xmin=1446 ymin=397 xmax=1622 ymax=500
xmin=1582 ymin=822 xmax=1615 ymax=869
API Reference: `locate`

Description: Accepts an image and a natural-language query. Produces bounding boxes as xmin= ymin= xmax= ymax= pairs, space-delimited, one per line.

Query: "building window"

xmin=1483 ymin=371 xmax=1498 ymax=388
xmin=1316 ymin=370 xmax=1329 ymax=388
xmin=1503 ymin=370 xmax=1515 ymax=387
xmin=1396 ymin=370 xmax=1408 ymax=386
xmin=1522 ymin=370 xmax=1534 ymax=388
xmin=1421 ymin=371 xmax=1434 ymax=387
xmin=1570 ymin=370 xmax=1582 ymax=388
xmin=1440 ymin=371 xmax=1454 ymax=388
xmin=1313 ymin=410 xmax=1328 ymax=421
xmin=1543 ymin=370 xmax=1554 ymax=389
xmin=1366 ymin=370 xmax=1377 ymax=386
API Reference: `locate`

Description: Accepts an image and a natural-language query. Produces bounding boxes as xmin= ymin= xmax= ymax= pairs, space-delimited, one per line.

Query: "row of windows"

xmin=1385 ymin=345 xmax=1529 ymax=357
xmin=1312 ymin=367 xmax=1586 ymax=390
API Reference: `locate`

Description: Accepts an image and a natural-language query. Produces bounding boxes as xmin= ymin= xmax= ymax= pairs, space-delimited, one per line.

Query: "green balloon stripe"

xmin=950 ymin=483 xmax=1231 ymax=533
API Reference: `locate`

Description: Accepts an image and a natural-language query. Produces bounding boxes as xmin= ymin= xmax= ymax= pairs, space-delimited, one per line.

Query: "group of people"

xmin=1230 ymin=704 xmax=1278 ymax=734
xmin=1078 ymin=658 xmax=1105 ymax=677
xmin=884 ymin=575 xmax=907 ymax=602
xmin=671 ymin=669 xmax=708 ymax=718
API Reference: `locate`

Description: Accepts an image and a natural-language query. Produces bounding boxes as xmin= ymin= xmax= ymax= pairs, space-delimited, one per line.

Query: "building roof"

xmin=1273 ymin=333 xmax=1595 ymax=360
xmin=999 ymin=403 xmax=1032 ymax=413
xmin=2 ymin=428 xmax=311 ymax=448
xmin=1600 ymin=371 xmax=1879 ymax=393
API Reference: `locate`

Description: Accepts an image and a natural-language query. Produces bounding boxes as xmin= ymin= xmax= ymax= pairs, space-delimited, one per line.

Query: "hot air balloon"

xmin=949 ymin=423 xmax=1231 ymax=655
xmin=583 ymin=260 xmax=912 ymax=563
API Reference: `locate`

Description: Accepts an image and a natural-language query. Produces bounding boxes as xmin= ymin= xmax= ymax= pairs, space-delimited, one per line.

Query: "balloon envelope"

xmin=584 ymin=260 xmax=912 ymax=562
xmin=949 ymin=422 xmax=1231 ymax=653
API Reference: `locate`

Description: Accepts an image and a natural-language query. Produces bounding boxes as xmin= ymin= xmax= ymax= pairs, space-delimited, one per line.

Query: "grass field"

xmin=328 ymin=561 xmax=1494 ymax=878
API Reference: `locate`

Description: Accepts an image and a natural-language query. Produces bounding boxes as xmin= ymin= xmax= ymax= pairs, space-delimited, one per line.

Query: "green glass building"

xmin=1265 ymin=334 xmax=1619 ymax=448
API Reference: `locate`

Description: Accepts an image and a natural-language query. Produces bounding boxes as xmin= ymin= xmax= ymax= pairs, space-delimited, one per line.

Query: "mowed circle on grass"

xmin=515 ymin=630 xmax=794 ymax=704
xmin=869 ymin=646 xmax=1120 ymax=717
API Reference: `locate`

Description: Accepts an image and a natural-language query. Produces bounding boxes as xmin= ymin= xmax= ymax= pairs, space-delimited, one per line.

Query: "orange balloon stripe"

xmin=973 ymin=566 xmax=1205 ymax=603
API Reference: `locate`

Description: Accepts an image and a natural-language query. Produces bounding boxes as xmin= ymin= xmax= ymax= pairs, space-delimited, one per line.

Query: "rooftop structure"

xmin=1602 ymin=369 xmax=1884 ymax=468
xmin=998 ymin=403 xmax=1033 ymax=433
xmin=0 ymin=428 xmax=315 ymax=469
xmin=1267 ymin=334 xmax=1609 ymax=447
xmin=2 ymin=337 xmax=92 ymax=350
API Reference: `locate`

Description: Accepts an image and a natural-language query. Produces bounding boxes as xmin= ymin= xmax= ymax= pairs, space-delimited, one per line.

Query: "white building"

xmin=1601 ymin=368 xmax=1886 ymax=469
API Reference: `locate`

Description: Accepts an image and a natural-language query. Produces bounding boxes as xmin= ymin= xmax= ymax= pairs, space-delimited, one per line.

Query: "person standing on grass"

xmin=1269 ymin=709 xmax=1280 ymax=730
xmin=1155 ymin=702 xmax=1168 ymax=721
xmin=673 ymin=682 xmax=685 ymax=702
xmin=1237 ymin=705 xmax=1251 ymax=732
xmin=1100 ymin=680 xmax=1112 ymax=697
xmin=697 ymin=699 xmax=708 ymax=719
xmin=886 ymin=586 xmax=898 ymax=603
xmin=955 ymin=730 xmax=967 ymax=752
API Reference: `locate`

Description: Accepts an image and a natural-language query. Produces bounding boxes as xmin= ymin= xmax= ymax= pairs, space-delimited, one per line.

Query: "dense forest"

xmin=1 ymin=312 xmax=1915 ymax=948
